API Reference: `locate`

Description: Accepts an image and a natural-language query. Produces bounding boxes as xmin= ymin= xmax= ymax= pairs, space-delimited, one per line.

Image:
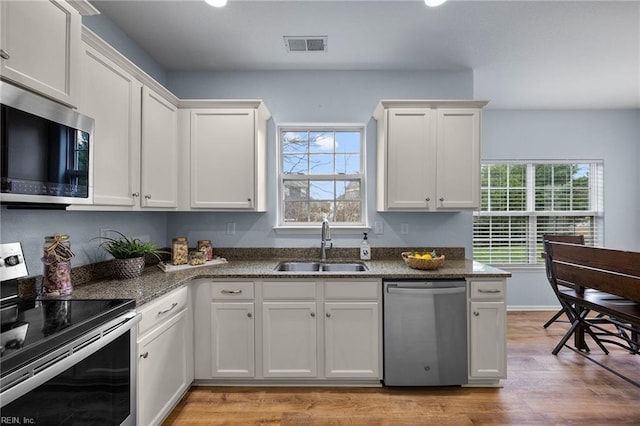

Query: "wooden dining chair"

xmin=542 ymin=234 xmax=585 ymax=328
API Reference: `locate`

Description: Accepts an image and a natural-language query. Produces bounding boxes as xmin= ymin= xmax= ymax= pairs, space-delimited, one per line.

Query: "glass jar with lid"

xmin=197 ymin=240 xmax=213 ymax=261
xmin=42 ymin=234 xmax=75 ymax=297
xmin=172 ymin=237 xmax=189 ymax=265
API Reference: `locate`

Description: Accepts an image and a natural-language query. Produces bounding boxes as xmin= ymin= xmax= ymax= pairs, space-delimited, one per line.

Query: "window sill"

xmin=274 ymin=225 xmax=370 ymax=235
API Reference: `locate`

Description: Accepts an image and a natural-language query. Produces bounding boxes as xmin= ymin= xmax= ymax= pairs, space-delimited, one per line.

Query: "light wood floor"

xmin=163 ymin=311 xmax=640 ymax=425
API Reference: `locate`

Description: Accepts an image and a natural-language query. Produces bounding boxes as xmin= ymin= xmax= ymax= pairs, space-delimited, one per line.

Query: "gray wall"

xmin=166 ymin=70 xmax=476 ymax=254
xmin=482 ymin=109 xmax=640 ymax=308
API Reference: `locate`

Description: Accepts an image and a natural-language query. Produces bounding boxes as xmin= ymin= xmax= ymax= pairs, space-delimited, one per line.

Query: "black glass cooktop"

xmin=0 ymin=298 xmax=135 ymax=376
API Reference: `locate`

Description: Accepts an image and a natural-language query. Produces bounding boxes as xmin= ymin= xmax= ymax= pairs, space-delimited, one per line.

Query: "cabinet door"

xmin=385 ymin=109 xmax=436 ymax=210
xmin=211 ymin=302 xmax=255 ymax=378
xmin=141 ymin=86 xmax=178 ymax=208
xmin=190 ymin=109 xmax=256 ymax=209
xmin=436 ymin=109 xmax=481 ymax=209
xmin=469 ymin=301 xmax=506 ymax=379
xmin=0 ymin=0 xmax=80 ymax=107
xmin=324 ymin=302 xmax=380 ymax=378
xmin=80 ymin=44 xmax=141 ymax=206
xmin=262 ymin=302 xmax=317 ymax=378
xmin=138 ymin=309 xmax=191 ymax=426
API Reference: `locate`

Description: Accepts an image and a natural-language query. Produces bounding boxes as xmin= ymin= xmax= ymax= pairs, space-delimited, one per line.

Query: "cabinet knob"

xmin=310 ymin=312 xmax=316 ymax=318
xmin=440 ymin=197 xmax=444 ymax=202
xmin=426 ymin=197 xmax=431 ymax=202
xmin=326 ymin=312 xmax=331 ymax=318
xmin=139 ymin=351 xmax=149 ymax=359
xmin=144 ymin=194 xmax=152 ymax=200
xmin=473 ymin=311 xmax=480 ymax=317
xmin=132 ymin=192 xmax=140 ymax=197
xmin=247 ymin=312 xmax=252 ymax=318
xmin=0 ymin=49 xmax=9 ymax=60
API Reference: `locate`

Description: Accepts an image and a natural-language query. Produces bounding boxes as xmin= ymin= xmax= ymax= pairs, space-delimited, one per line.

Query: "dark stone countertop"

xmin=69 ymin=257 xmax=510 ymax=306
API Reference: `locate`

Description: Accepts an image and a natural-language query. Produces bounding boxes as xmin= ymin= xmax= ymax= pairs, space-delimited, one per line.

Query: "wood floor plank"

xmin=164 ymin=311 xmax=640 ymax=425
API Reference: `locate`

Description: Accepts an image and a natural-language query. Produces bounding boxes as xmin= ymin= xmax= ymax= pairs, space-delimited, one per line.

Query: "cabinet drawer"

xmin=263 ymin=281 xmax=316 ymax=300
xmin=469 ymin=280 xmax=506 ymax=300
xmin=324 ymin=280 xmax=380 ymax=300
xmin=138 ymin=286 xmax=188 ymax=336
xmin=211 ymin=282 xmax=254 ymax=300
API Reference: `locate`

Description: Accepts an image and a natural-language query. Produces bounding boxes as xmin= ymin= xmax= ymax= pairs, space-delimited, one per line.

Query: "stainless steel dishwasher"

xmin=383 ymin=280 xmax=468 ymax=386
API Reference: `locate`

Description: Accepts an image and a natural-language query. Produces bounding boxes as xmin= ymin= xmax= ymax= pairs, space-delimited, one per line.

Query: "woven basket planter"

xmin=401 ymin=252 xmax=445 ymax=270
xmin=113 ymin=256 xmax=145 ymax=279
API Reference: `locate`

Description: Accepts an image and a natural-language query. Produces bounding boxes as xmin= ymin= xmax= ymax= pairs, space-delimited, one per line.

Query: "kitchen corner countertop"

xmin=70 ymin=258 xmax=511 ymax=306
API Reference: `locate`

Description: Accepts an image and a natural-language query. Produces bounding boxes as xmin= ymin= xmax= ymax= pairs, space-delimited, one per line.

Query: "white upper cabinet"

xmin=79 ymin=43 xmax=142 ymax=207
xmin=0 ymin=0 xmax=83 ymax=107
xmin=178 ymin=100 xmax=270 ymax=211
xmin=141 ymin=86 xmax=178 ymax=208
xmin=373 ymin=100 xmax=487 ymax=212
xmin=71 ymin=30 xmax=179 ymax=211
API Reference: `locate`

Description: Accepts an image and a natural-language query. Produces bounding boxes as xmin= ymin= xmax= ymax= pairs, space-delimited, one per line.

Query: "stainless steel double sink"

xmin=274 ymin=261 xmax=369 ymax=272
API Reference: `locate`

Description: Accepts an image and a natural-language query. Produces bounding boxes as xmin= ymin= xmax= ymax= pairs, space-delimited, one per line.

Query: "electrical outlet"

xmin=227 ymin=222 xmax=236 ymax=235
xmin=400 ymin=223 xmax=409 ymax=234
xmin=374 ymin=221 xmax=384 ymax=234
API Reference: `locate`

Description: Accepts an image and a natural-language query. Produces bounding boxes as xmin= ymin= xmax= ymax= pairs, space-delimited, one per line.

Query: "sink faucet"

xmin=321 ymin=217 xmax=332 ymax=260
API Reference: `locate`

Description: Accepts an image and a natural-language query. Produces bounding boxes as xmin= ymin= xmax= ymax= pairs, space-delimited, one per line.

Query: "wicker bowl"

xmin=401 ymin=252 xmax=445 ymax=270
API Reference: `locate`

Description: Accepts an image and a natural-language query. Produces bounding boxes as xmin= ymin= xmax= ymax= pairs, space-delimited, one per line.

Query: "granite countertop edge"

xmin=69 ymin=259 xmax=511 ymax=306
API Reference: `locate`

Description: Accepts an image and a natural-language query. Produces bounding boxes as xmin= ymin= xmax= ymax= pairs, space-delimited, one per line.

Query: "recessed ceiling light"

xmin=425 ymin=0 xmax=448 ymax=7
xmin=205 ymin=0 xmax=227 ymax=8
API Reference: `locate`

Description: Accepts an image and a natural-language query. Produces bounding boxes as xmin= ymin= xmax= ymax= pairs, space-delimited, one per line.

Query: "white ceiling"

xmin=90 ymin=0 xmax=640 ymax=109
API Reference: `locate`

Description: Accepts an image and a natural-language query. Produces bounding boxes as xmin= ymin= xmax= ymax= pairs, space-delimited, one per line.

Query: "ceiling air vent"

xmin=284 ymin=36 xmax=328 ymax=53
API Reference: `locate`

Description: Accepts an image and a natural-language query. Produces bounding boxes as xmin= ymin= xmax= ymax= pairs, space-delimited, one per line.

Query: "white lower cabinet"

xmin=467 ymin=279 xmax=507 ymax=385
xmin=262 ymin=302 xmax=317 ymax=377
xmin=211 ymin=302 xmax=255 ymax=377
xmin=137 ymin=287 xmax=193 ymax=426
xmin=193 ymin=278 xmax=382 ymax=383
xmin=324 ymin=302 xmax=379 ymax=378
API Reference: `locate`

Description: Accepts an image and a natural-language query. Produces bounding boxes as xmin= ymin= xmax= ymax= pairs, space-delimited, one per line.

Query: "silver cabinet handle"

xmin=440 ymin=197 xmax=444 ymax=202
xmin=139 ymin=351 xmax=149 ymax=359
xmin=158 ymin=302 xmax=178 ymax=315
xmin=132 ymin=192 xmax=140 ymax=197
xmin=310 ymin=312 xmax=316 ymax=318
xmin=478 ymin=289 xmax=501 ymax=294
xmin=426 ymin=197 xmax=431 ymax=202
xmin=0 ymin=49 xmax=9 ymax=60
xmin=221 ymin=289 xmax=242 ymax=295
xmin=326 ymin=313 xmax=331 ymax=318
xmin=144 ymin=194 xmax=151 ymax=200
xmin=247 ymin=312 xmax=252 ymax=318
xmin=473 ymin=311 xmax=479 ymax=317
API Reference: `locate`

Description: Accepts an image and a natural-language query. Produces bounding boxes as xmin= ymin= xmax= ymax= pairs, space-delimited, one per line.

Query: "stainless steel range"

xmin=0 ymin=242 xmax=140 ymax=425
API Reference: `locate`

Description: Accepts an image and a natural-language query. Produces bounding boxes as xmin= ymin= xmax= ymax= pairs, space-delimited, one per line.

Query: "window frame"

xmin=275 ymin=123 xmax=368 ymax=231
xmin=473 ymin=159 xmax=604 ymax=267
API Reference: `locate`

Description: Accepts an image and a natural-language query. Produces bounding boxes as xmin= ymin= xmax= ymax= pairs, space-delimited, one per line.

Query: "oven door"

xmin=1 ymin=311 xmax=140 ymax=426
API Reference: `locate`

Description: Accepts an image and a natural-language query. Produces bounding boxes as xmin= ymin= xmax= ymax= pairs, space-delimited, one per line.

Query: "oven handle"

xmin=0 ymin=311 xmax=141 ymax=407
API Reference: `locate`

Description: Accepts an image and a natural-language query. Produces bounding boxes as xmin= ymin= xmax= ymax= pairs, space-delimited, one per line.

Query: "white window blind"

xmin=473 ymin=161 xmax=604 ymax=265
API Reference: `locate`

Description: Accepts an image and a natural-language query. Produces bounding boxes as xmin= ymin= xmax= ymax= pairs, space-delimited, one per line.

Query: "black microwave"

xmin=1 ymin=82 xmax=94 ymax=206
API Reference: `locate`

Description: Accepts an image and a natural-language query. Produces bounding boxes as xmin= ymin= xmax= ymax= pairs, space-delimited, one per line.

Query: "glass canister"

xmin=172 ymin=237 xmax=189 ymax=265
xmin=189 ymin=251 xmax=207 ymax=266
xmin=42 ymin=234 xmax=75 ymax=297
xmin=197 ymin=240 xmax=213 ymax=261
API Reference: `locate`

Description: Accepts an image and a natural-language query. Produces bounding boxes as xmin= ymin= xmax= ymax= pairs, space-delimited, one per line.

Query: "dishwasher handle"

xmin=386 ymin=286 xmax=466 ymax=296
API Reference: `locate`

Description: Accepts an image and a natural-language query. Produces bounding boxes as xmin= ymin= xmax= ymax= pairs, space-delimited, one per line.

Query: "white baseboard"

xmin=507 ymin=305 xmax=561 ymax=312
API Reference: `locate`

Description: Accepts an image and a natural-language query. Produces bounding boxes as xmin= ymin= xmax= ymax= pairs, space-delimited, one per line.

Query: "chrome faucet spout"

xmin=321 ymin=217 xmax=332 ymax=260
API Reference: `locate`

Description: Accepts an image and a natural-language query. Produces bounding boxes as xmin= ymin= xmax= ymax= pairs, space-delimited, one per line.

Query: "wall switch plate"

xmin=374 ymin=221 xmax=384 ymax=234
xmin=227 ymin=222 xmax=236 ymax=235
xmin=400 ymin=223 xmax=409 ymax=234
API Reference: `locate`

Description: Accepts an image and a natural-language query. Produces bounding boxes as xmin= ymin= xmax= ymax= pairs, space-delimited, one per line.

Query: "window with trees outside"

xmin=278 ymin=126 xmax=364 ymax=226
xmin=473 ymin=161 xmax=604 ymax=265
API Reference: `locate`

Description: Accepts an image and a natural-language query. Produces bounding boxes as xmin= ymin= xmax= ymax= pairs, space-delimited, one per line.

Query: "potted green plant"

xmin=96 ymin=230 xmax=167 ymax=279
